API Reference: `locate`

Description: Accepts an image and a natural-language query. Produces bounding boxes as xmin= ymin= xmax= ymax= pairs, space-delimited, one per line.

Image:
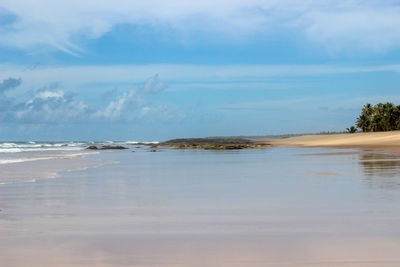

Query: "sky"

xmin=1 ymin=0 xmax=400 ymax=141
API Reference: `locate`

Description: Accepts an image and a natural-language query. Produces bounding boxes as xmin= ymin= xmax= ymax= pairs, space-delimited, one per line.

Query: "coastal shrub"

xmin=356 ymin=102 xmax=400 ymax=132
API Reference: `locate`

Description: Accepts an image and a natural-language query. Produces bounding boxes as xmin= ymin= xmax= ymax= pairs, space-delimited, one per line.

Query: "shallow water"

xmin=1 ymin=146 xmax=400 ymax=266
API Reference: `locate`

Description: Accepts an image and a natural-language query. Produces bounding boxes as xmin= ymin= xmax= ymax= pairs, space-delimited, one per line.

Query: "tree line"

xmin=355 ymin=102 xmax=400 ymax=132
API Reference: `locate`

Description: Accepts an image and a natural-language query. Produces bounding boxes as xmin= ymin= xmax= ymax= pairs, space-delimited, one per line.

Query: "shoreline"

xmin=261 ymin=131 xmax=400 ymax=151
xmin=157 ymin=131 xmax=400 ymax=151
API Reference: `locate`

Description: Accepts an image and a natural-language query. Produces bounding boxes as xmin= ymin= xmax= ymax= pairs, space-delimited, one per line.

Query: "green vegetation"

xmin=346 ymin=126 xmax=357 ymax=133
xmin=356 ymin=102 xmax=400 ymax=132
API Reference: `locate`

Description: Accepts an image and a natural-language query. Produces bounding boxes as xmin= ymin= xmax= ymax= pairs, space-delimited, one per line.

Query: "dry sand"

xmin=263 ymin=131 xmax=400 ymax=149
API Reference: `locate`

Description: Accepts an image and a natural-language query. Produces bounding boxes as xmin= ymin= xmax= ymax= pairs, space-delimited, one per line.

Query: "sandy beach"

xmin=264 ymin=131 xmax=400 ymax=149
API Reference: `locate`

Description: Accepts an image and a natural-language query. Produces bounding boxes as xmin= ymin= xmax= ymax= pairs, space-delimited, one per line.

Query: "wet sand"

xmin=1 ymin=147 xmax=400 ymax=266
xmin=0 ymin=151 xmax=106 ymax=184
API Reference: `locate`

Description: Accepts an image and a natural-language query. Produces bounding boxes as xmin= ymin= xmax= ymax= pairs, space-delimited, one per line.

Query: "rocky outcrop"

xmin=158 ymin=138 xmax=270 ymax=150
xmin=86 ymin=145 xmax=128 ymax=150
xmin=100 ymin=145 xmax=128 ymax=150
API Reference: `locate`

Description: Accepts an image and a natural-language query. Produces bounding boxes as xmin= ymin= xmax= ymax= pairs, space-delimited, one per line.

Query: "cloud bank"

xmin=1 ymin=0 xmax=400 ymax=54
xmin=0 ymin=77 xmax=22 ymax=93
xmin=0 ymin=75 xmax=182 ymax=124
xmin=2 ymin=63 xmax=400 ymax=92
xmin=15 ymin=90 xmax=90 ymax=123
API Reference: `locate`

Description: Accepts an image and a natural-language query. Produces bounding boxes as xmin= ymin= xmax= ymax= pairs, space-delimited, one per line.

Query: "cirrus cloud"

xmin=1 ymin=0 xmax=400 ymax=55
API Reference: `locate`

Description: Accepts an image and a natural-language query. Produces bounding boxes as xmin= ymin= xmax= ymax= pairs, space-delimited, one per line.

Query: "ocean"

xmin=1 ymin=143 xmax=400 ymax=266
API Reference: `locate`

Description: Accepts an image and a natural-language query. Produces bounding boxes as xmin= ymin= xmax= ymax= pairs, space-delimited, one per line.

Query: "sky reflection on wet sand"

xmin=1 ymin=147 xmax=400 ymax=266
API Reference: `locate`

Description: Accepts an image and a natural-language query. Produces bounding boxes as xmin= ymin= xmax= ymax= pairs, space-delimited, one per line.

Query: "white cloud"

xmin=15 ymin=90 xmax=90 ymax=123
xmin=35 ymin=90 xmax=64 ymax=100
xmin=1 ymin=0 xmax=400 ymax=54
xmin=139 ymin=104 xmax=185 ymax=121
xmin=0 ymin=75 xmax=184 ymax=124
xmin=1 ymin=63 xmax=400 ymax=93
xmin=144 ymin=74 xmax=167 ymax=94
xmin=94 ymin=89 xmax=140 ymax=121
xmin=303 ymin=6 xmax=400 ymax=53
xmin=94 ymin=86 xmax=184 ymax=122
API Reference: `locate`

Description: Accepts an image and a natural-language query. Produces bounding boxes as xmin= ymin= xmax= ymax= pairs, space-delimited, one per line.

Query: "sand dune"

xmin=264 ymin=131 xmax=400 ymax=148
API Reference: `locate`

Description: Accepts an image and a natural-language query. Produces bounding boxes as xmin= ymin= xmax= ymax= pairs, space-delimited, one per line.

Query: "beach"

xmin=265 ymin=131 xmax=400 ymax=149
xmin=1 ymin=138 xmax=400 ymax=266
xmin=3 ymin=0 xmax=399 ymax=265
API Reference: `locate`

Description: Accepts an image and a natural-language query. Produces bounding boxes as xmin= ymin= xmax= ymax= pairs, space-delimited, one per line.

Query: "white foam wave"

xmin=0 ymin=143 xmax=18 ymax=148
xmin=0 ymin=142 xmax=87 ymax=153
xmin=0 ymin=157 xmax=56 ymax=164
xmin=0 ymin=148 xmax=23 ymax=153
xmin=0 ymin=140 xmax=159 ymax=153
xmin=125 ymin=141 xmax=139 ymax=144
xmin=0 ymin=152 xmax=96 ymax=165
xmin=125 ymin=141 xmax=159 ymax=145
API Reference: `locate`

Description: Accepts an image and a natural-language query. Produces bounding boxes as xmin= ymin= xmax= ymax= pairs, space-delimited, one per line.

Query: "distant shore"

xmin=158 ymin=131 xmax=400 ymax=150
xmin=261 ymin=131 xmax=400 ymax=149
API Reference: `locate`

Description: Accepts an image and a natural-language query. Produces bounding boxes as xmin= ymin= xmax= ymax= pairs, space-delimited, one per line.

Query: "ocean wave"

xmin=0 ymin=140 xmax=159 ymax=153
xmin=0 ymin=152 xmax=96 ymax=165
xmin=0 ymin=157 xmax=56 ymax=164
xmin=0 ymin=142 xmax=18 ymax=148
xmin=0 ymin=142 xmax=87 ymax=153
xmin=125 ymin=141 xmax=159 ymax=145
xmin=142 ymin=141 xmax=159 ymax=144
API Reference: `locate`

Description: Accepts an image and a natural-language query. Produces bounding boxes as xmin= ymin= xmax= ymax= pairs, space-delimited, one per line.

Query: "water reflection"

xmin=359 ymin=153 xmax=400 ymax=190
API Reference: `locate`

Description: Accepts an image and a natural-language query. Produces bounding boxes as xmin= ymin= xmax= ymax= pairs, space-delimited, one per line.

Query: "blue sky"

xmin=1 ymin=0 xmax=400 ymax=141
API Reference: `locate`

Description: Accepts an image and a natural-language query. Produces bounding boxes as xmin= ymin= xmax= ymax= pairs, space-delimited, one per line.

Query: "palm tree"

xmin=394 ymin=105 xmax=400 ymax=129
xmin=372 ymin=114 xmax=384 ymax=132
xmin=382 ymin=102 xmax=394 ymax=131
xmin=357 ymin=114 xmax=370 ymax=132
xmin=384 ymin=103 xmax=398 ymax=130
xmin=356 ymin=102 xmax=400 ymax=132
xmin=346 ymin=126 xmax=357 ymax=133
xmin=362 ymin=103 xmax=373 ymax=117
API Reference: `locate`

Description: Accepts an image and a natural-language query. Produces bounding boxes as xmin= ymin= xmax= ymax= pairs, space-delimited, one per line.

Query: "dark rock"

xmin=86 ymin=145 xmax=128 ymax=150
xmin=157 ymin=137 xmax=271 ymax=150
xmin=161 ymin=137 xmax=252 ymax=146
xmin=99 ymin=145 xmax=128 ymax=150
